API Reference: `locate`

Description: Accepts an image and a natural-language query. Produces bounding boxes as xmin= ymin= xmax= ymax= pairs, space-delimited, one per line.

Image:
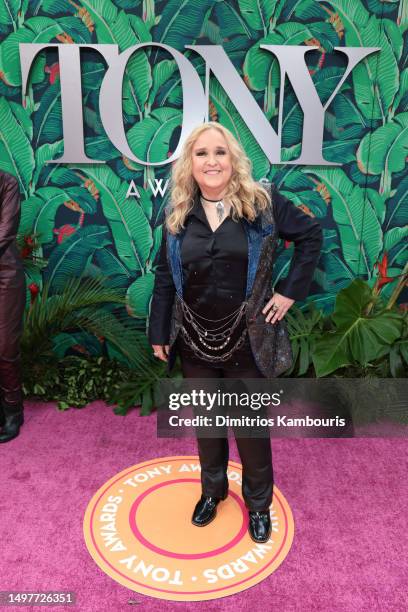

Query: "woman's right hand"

xmin=152 ymin=345 xmax=170 ymax=362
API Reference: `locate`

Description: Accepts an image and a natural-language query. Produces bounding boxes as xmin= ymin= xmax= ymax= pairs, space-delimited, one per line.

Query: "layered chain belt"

xmin=178 ymin=296 xmax=248 ymax=362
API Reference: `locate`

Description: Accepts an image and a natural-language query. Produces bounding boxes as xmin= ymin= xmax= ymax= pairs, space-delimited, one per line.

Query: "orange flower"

xmin=374 ymin=253 xmax=394 ymax=290
xmin=28 ymin=283 xmax=40 ymax=304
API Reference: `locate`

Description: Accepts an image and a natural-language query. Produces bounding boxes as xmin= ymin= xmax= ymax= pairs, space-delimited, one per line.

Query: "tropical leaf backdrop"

xmin=0 ymin=0 xmax=407 ymax=362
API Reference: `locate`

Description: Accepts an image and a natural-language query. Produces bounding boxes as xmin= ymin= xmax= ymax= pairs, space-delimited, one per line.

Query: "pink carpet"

xmin=1 ymin=401 xmax=407 ymax=611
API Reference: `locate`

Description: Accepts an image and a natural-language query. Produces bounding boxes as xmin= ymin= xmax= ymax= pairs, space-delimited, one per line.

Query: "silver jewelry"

xmin=181 ymin=326 xmax=248 ymax=363
xmin=178 ymin=295 xmax=248 ymax=362
xmin=200 ymin=196 xmax=225 ymax=222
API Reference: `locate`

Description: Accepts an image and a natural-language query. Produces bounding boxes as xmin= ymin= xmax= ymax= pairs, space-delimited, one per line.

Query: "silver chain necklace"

xmin=200 ymin=195 xmax=225 ymax=222
xmin=178 ymin=295 xmax=248 ymax=362
xmin=181 ymin=326 xmax=248 ymax=363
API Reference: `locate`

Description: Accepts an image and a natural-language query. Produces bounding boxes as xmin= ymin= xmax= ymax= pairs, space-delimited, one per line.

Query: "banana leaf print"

xmin=211 ymin=2 xmax=255 ymax=40
xmin=365 ymin=0 xmax=400 ymax=18
xmin=384 ymin=174 xmax=408 ymax=231
xmin=72 ymin=166 xmax=153 ymax=272
xmin=0 ymin=0 xmax=403 ymax=363
xmin=153 ymin=0 xmax=216 ymax=49
xmin=126 ymin=107 xmax=182 ymax=164
xmin=94 ymin=247 xmax=133 ymax=288
xmin=305 ymin=168 xmax=383 ymax=277
xmin=126 ymin=272 xmax=155 ymax=317
xmin=20 ymin=185 xmax=97 ymax=244
xmin=357 ymin=112 xmax=408 ymax=196
xmin=43 ymin=225 xmax=112 ymax=290
xmin=0 ymin=98 xmax=34 ymax=197
xmin=319 ymin=0 xmax=401 ymax=122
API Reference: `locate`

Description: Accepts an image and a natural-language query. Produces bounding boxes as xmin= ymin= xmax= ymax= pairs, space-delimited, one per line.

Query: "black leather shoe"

xmin=192 ymin=494 xmax=226 ymax=526
xmin=0 ymin=412 xmax=24 ymax=443
xmin=248 ymin=511 xmax=272 ymax=543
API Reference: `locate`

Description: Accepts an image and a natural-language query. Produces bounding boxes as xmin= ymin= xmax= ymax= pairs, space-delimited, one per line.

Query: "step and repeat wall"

xmin=0 ymin=0 xmax=406 ymax=360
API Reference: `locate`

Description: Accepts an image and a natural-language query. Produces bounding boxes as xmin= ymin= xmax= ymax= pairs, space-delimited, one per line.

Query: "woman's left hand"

xmin=262 ymin=292 xmax=295 ymax=324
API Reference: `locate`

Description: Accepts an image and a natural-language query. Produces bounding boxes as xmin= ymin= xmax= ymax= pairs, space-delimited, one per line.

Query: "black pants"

xmin=180 ymin=356 xmax=273 ymax=512
xmin=0 ymin=270 xmax=25 ymax=410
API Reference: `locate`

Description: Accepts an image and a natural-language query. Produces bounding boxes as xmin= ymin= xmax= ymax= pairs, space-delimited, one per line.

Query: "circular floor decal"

xmin=83 ymin=456 xmax=294 ymax=601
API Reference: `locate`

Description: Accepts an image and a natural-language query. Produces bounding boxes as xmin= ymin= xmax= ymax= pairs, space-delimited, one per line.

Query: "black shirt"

xmin=178 ymin=199 xmax=250 ymax=364
xmin=181 ymin=200 xmax=247 ymax=317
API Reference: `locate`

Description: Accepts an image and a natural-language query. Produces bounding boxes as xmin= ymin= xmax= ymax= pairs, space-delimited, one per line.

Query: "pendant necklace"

xmin=200 ymin=195 xmax=225 ymax=223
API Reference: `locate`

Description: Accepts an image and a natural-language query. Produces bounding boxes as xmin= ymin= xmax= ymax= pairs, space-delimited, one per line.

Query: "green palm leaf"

xmin=147 ymin=59 xmax=179 ymax=109
xmin=85 ymin=136 xmax=118 ymax=161
xmin=323 ymin=139 xmax=361 ymax=164
xmin=289 ymin=0 xmax=328 ymax=19
xmin=0 ymin=16 xmax=67 ymax=86
xmin=126 ymin=107 xmax=182 ymax=164
xmin=392 ymin=68 xmax=408 ymax=114
xmin=126 ymin=273 xmax=155 ymax=318
xmin=20 ymin=185 xmax=97 ymax=244
xmin=52 ymin=331 xmax=103 ymax=359
xmin=75 ymin=166 xmax=152 ymax=272
xmin=22 ymin=276 xmax=155 ymax=372
xmin=318 ymin=1 xmax=400 ymax=121
xmin=383 ymin=227 xmax=408 ymax=252
xmin=331 ymin=92 xmax=367 ymax=129
xmin=153 ymin=0 xmax=216 ymax=48
xmin=33 ymin=141 xmax=64 ymax=187
xmin=44 ymin=225 xmax=112 ymax=290
xmin=41 ymin=0 xmax=77 ymax=14
xmin=212 ymin=3 xmax=254 ymax=39
xmin=0 ymin=0 xmax=23 ymax=31
xmin=398 ymin=0 xmax=408 ymax=30
xmin=366 ymin=0 xmax=400 ymax=17
xmin=305 ymin=168 xmax=383 ymax=277
xmin=79 ymin=0 xmax=152 ymax=117
xmin=238 ymin=0 xmax=278 ymax=34
xmin=94 ymin=247 xmax=133 ymax=288
xmin=365 ymin=188 xmax=386 ymax=225
xmin=56 ymin=16 xmax=93 ymax=43
xmin=321 ymin=250 xmax=355 ymax=292
xmin=384 ymin=174 xmax=408 ymax=231
xmin=357 ymin=113 xmax=408 ymax=196
xmin=0 ymin=98 xmax=34 ymax=198
xmin=33 ymin=82 xmax=62 ymax=147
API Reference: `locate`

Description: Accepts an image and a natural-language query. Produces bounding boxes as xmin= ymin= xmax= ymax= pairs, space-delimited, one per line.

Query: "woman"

xmin=149 ymin=122 xmax=322 ymax=542
xmin=0 ymin=171 xmax=26 ymax=443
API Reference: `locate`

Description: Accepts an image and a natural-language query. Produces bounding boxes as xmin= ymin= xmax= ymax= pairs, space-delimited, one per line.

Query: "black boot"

xmin=248 ymin=511 xmax=272 ymax=543
xmin=0 ymin=402 xmax=4 ymax=428
xmin=0 ymin=400 xmax=24 ymax=443
xmin=0 ymin=361 xmax=24 ymax=443
xmin=192 ymin=492 xmax=228 ymax=527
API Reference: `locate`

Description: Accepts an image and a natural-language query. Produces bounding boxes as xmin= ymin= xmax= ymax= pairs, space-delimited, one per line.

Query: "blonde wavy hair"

xmin=166 ymin=122 xmax=271 ymax=234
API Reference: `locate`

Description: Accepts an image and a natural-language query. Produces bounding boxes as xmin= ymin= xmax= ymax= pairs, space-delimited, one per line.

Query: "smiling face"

xmin=191 ymin=128 xmax=233 ymax=199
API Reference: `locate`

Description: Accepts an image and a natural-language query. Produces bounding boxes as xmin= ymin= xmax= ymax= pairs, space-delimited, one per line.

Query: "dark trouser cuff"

xmin=0 ymin=358 xmax=23 ymax=408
